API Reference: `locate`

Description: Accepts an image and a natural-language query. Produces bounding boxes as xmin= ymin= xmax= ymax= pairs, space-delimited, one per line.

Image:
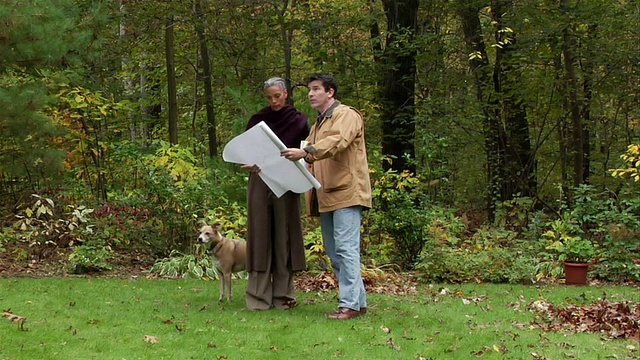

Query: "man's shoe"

xmin=360 ymin=307 xmax=367 ymax=315
xmin=327 ymin=307 xmax=361 ymax=320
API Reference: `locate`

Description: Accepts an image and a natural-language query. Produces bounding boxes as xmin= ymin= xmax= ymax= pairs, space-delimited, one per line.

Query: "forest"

xmin=0 ymin=0 xmax=638 ymax=283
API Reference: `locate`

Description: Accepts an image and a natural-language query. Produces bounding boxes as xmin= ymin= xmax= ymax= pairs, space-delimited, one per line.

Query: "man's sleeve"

xmin=304 ymin=109 xmax=362 ymax=161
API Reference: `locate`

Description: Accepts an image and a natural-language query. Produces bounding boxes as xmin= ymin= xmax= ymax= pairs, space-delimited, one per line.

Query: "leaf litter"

xmin=296 ymin=272 xmax=638 ymax=342
xmin=528 ymin=293 xmax=639 ymax=341
xmin=294 ymin=271 xmax=418 ymax=295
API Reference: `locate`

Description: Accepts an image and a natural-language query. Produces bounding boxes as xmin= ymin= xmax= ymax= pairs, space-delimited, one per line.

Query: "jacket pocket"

xmin=322 ymin=158 xmax=352 ymax=192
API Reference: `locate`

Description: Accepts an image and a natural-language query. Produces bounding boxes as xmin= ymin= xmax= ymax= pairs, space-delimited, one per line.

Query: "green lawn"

xmin=1 ymin=277 xmax=638 ymax=360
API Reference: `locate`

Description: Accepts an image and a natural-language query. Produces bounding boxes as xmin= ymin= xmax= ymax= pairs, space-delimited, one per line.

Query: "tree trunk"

xmin=380 ymin=0 xmax=419 ymax=173
xmin=195 ymin=0 xmax=217 ymax=157
xmin=277 ymin=0 xmax=295 ymax=105
xmin=119 ymin=1 xmax=137 ymax=141
xmin=457 ymin=0 xmax=500 ymax=219
xmin=491 ymin=0 xmax=536 ymax=199
xmin=459 ymin=0 xmax=536 ymax=219
xmin=580 ymin=24 xmax=596 ymax=181
xmin=369 ymin=0 xmax=383 ymax=64
xmin=165 ymin=13 xmax=179 ymax=146
xmin=560 ymin=0 xmax=587 ymax=186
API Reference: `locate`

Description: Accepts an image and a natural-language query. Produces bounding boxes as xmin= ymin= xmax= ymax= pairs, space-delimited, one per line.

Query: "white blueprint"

xmin=222 ymin=121 xmax=321 ymax=198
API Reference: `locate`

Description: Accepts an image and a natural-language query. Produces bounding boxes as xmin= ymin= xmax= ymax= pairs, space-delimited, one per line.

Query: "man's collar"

xmin=318 ymin=100 xmax=341 ymax=119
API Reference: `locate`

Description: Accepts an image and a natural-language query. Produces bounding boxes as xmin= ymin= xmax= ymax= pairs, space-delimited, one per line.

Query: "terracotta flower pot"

xmin=564 ymin=261 xmax=589 ymax=285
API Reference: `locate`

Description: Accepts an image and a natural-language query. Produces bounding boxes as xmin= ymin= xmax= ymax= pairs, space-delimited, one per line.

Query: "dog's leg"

xmin=219 ymin=274 xmax=225 ymax=302
xmin=224 ymin=273 xmax=233 ymax=302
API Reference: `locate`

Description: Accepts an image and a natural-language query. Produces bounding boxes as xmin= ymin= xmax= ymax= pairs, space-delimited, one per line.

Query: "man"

xmin=281 ymin=73 xmax=372 ymax=320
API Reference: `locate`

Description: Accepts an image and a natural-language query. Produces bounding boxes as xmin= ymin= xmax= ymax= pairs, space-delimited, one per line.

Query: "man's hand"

xmin=280 ymin=148 xmax=307 ymax=161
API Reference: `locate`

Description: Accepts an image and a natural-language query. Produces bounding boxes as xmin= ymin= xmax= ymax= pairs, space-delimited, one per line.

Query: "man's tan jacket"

xmin=303 ymin=102 xmax=372 ymax=214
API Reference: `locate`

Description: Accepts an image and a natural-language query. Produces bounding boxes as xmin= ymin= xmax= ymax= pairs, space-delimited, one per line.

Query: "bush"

xmin=566 ymin=185 xmax=639 ymax=281
xmin=68 ymin=242 xmax=113 ymax=273
xmin=109 ymin=144 xmax=248 ymax=256
xmin=304 ymin=226 xmax=328 ymax=271
xmin=523 ymin=185 xmax=640 ymax=282
xmin=416 ymin=234 xmax=537 ymax=284
xmin=149 ymin=249 xmax=220 ymax=279
xmin=367 ymin=161 xmax=466 ymax=270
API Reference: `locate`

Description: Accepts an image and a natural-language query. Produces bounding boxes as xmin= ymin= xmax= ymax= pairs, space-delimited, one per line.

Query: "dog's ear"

xmin=212 ymin=221 xmax=221 ymax=230
xmin=202 ymin=219 xmax=209 ymax=227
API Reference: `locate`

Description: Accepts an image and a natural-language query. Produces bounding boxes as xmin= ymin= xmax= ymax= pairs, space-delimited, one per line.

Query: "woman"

xmin=243 ymin=77 xmax=309 ymax=310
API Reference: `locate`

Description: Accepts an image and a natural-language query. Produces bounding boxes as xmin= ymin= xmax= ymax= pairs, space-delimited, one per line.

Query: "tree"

xmin=0 ymin=1 xmax=100 ymax=187
xmin=194 ymin=0 xmax=218 ymax=157
xmin=490 ymin=0 xmax=536 ymax=200
xmin=165 ymin=12 xmax=179 ymax=145
xmin=559 ymin=0 xmax=591 ymax=187
xmin=458 ymin=0 xmax=536 ymax=219
xmin=380 ymin=0 xmax=420 ymax=173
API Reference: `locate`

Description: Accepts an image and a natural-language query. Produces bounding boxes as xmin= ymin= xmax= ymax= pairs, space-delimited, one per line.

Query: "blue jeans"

xmin=320 ymin=206 xmax=367 ymax=311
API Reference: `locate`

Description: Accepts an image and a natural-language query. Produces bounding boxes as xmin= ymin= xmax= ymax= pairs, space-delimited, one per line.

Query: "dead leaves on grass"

xmin=528 ymin=294 xmax=640 ymax=341
xmin=2 ymin=309 xmax=27 ymax=331
xmin=294 ymin=271 xmax=418 ymax=295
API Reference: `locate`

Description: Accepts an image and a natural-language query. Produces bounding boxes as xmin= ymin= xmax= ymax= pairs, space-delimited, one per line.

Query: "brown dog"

xmin=197 ymin=222 xmax=247 ymax=302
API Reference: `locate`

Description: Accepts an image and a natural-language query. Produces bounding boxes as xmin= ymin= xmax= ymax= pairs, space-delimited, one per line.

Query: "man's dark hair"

xmin=305 ymin=73 xmax=338 ymax=98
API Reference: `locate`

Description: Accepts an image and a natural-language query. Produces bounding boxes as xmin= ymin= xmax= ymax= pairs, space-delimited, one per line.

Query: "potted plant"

xmin=557 ymin=237 xmax=597 ymax=285
xmin=543 ymin=215 xmax=597 ymax=285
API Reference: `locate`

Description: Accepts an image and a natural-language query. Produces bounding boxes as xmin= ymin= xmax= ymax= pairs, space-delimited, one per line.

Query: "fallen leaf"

xmin=530 ymin=352 xmax=550 ymax=360
xmin=387 ymin=337 xmax=401 ymax=351
xmin=471 ymin=349 xmax=485 ymax=356
xmin=445 ymin=345 xmax=459 ymax=352
xmin=380 ymin=325 xmax=391 ymax=333
xmin=3 ymin=310 xmax=28 ymax=331
xmin=144 ymin=335 xmax=159 ymax=344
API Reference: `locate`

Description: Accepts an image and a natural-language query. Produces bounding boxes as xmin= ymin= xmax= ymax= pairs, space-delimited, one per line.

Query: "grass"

xmin=0 ymin=277 xmax=638 ymax=360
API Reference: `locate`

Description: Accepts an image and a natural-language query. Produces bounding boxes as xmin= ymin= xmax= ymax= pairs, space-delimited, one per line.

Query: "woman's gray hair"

xmin=263 ymin=77 xmax=287 ymax=90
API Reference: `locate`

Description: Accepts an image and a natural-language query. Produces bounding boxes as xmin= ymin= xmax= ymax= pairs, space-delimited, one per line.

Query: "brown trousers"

xmin=245 ymin=192 xmax=296 ymax=310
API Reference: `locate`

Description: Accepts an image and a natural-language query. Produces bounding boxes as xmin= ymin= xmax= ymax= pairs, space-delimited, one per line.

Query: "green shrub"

xmin=304 ymin=226 xmax=328 ymax=271
xmin=367 ymin=159 xmax=465 ymax=270
xmin=149 ymin=249 xmax=220 ymax=279
xmin=109 ymin=145 xmax=248 ymax=255
xmin=202 ymin=201 xmax=248 ymax=240
xmin=416 ymin=240 xmax=536 ymax=284
xmin=368 ymin=165 xmax=428 ymax=269
xmin=526 ymin=184 xmax=640 ymax=282
xmin=591 ymin=224 xmax=640 ymax=282
xmin=68 ymin=242 xmax=113 ymax=273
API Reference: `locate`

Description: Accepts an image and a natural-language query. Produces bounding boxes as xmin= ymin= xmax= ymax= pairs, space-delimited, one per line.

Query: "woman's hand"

xmin=241 ymin=164 xmax=261 ymax=173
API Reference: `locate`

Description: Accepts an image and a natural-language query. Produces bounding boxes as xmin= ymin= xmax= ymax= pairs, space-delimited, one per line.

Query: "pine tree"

xmin=0 ymin=0 xmax=100 ymax=184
